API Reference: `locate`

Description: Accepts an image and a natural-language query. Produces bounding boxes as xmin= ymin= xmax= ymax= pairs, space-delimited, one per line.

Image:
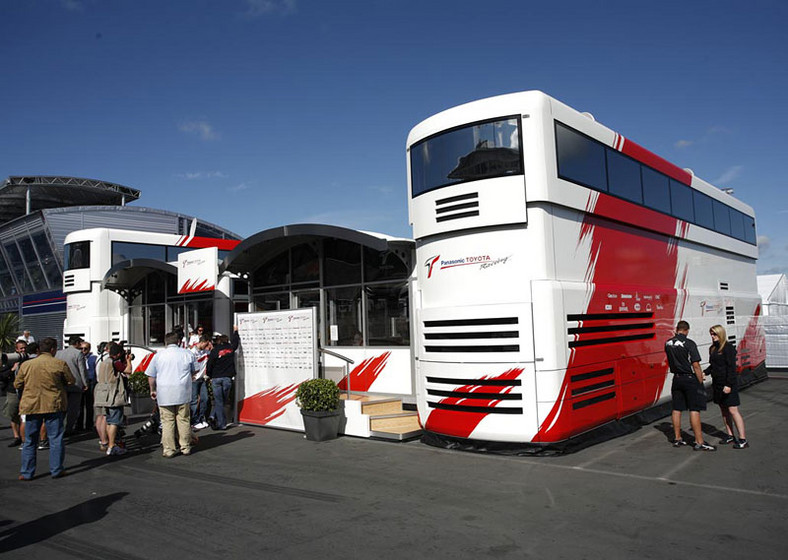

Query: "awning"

xmin=101 ymin=258 xmax=177 ymax=300
xmin=221 ymin=223 xmax=413 ymax=275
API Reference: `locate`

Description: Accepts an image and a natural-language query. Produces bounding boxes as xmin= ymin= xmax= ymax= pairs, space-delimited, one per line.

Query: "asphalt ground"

xmin=1 ymin=376 xmax=787 ymax=560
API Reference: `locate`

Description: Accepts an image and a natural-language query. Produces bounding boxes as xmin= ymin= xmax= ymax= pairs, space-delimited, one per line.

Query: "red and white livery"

xmin=407 ymin=91 xmax=766 ymax=445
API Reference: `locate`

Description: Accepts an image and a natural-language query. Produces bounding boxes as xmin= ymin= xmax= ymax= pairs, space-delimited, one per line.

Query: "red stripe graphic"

xmin=134 ymin=352 xmax=155 ymax=373
xmin=238 ymin=383 xmax=299 ymax=425
xmin=534 ymin=192 xmax=685 ymax=442
xmin=619 ymin=137 xmax=693 ymax=186
xmin=179 ymin=279 xmax=214 ymax=293
xmin=424 ymin=368 xmax=523 ymax=438
xmin=738 ymin=304 xmax=766 ymax=373
xmin=338 ymin=352 xmax=390 ymax=391
xmin=184 ymin=236 xmax=241 ymax=251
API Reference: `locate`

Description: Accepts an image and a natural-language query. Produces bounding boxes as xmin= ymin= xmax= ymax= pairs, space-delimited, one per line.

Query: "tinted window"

xmin=606 ymin=149 xmax=642 ymax=203
xmin=556 ymin=123 xmax=607 ymax=191
xmin=291 ymin=243 xmax=320 ymax=284
xmin=670 ymin=180 xmax=694 ymax=222
xmin=112 ymin=242 xmax=165 ymax=265
xmin=257 ymin=250 xmax=289 ymax=287
xmin=31 ymin=231 xmax=61 ymax=288
xmin=4 ymin=241 xmax=33 ymax=293
xmin=0 ymin=252 xmax=16 ymax=296
xmin=642 ymin=167 xmax=671 ymax=214
xmin=713 ymin=200 xmax=731 ymax=236
xmin=729 ymin=210 xmax=746 ymax=241
xmin=65 ymin=241 xmax=91 ymax=270
xmin=693 ymin=191 xmax=714 ymax=230
xmin=366 ymin=282 xmax=409 ymax=346
xmin=324 ymin=238 xmax=361 ymax=286
xmin=364 ymin=247 xmax=409 ymax=283
xmin=411 ymin=117 xmax=522 ymax=196
xmin=744 ymin=215 xmax=757 ymax=244
xmin=16 ymin=235 xmax=46 ymax=291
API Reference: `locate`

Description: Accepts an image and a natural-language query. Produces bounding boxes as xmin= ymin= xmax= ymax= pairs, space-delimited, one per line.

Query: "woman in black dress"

xmin=708 ymin=324 xmax=748 ymax=448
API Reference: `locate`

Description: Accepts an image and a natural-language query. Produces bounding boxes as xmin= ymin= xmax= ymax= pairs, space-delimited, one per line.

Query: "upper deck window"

xmin=65 ymin=241 xmax=91 ymax=270
xmin=410 ymin=116 xmax=522 ymax=197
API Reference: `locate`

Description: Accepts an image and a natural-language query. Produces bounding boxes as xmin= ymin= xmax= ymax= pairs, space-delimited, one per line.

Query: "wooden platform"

xmin=340 ymin=393 xmax=422 ymax=441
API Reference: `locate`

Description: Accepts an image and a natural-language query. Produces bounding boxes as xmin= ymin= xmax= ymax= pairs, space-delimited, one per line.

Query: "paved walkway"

xmin=1 ymin=377 xmax=787 ymax=559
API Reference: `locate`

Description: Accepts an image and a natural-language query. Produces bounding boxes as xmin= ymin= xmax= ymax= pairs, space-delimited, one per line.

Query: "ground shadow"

xmin=190 ymin=429 xmax=255 ymax=454
xmin=0 ymin=492 xmax=128 ymax=553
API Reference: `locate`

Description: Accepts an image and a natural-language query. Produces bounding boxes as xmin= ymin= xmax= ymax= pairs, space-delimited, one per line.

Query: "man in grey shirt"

xmin=56 ymin=335 xmax=89 ymax=436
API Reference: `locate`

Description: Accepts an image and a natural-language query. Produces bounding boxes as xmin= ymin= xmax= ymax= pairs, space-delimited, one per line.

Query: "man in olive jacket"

xmin=14 ymin=337 xmax=75 ymax=480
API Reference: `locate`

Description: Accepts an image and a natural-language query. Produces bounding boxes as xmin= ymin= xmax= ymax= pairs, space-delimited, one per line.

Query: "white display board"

xmin=177 ymin=246 xmax=218 ymax=294
xmin=235 ymin=308 xmax=317 ymax=430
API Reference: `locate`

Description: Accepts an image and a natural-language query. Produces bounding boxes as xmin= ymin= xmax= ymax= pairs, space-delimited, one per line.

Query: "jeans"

xmin=211 ymin=377 xmax=233 ymax=429
xmin=190 ymin=378 xmax=208 ymax=424
xmin=21 ymin=412 xmax=66 ymax=478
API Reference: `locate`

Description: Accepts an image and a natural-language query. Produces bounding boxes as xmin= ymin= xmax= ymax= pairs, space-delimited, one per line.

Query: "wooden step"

xmin=369 ymin=412 xmax=422 ymax=441
xmin=361 ymin=398 xmax=404 ymax=416
xmin=369 ymin=412 xmax=419 ymax=432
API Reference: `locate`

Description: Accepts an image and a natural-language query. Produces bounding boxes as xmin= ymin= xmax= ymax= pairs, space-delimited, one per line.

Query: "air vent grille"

xmin=423 ymin=317 xmax=520 ymax=353
xmin=426 ymin=373 xmax=523 ymax=414
xmin=566 ymin=312 xmax=655 ymax=348
xmin=726 ymin=306 xmax=735 ymax=325
xmin=435 ymin=192 xmax=479 ymax=223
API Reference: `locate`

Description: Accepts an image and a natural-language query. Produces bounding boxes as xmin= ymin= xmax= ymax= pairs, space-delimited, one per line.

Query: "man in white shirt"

xmin=146 ymin=331 xmax=197 ymax=458
xmin=16 ymin=330 xmax=35 ymax=345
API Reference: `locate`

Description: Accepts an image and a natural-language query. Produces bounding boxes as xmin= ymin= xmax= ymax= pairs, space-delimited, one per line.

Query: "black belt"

xmin=673 ymin=373 xmax=695 ymax=377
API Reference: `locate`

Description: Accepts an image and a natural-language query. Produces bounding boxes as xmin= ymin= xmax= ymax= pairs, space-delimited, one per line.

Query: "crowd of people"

xmin=2 ymin=319 xmax=751 ymax=479
xmin=1 ymin=324 xmax=240 ymax=479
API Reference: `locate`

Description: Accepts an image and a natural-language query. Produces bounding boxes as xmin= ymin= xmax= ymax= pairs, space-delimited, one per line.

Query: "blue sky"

xmin=2 ymin=0 xmax=787 ymax=273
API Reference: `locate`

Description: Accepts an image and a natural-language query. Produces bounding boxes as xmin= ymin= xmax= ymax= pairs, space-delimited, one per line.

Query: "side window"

xmin=65 ymin=241 xmax=91 ymax=270
xmin=556 ymin=123 xmax=607 ymax=191
xmin=713 ymin=200 xmax=731 ymax=236
xmin=606 ymin=148 xmax=642 ymax=204
xmin=743 ymin=215 xmax=757 ymax=244
xmin=729 ymin=210 xmax=746 ymax=241
xmin=670 ymin=180 xmax=694 ymax=223
xmin=642 ymin=167 xmax=671 ymax=214
xmin=693 ymin=191 xmax=714 ymax=230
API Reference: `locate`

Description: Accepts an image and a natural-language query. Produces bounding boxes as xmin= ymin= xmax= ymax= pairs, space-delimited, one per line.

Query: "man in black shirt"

xmin=665 ymin=320 xmax=715 ymax=451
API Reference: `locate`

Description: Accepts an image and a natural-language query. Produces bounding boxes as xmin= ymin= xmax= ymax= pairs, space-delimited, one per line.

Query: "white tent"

xmin=757 ymin=274 xmax=788 ymax=367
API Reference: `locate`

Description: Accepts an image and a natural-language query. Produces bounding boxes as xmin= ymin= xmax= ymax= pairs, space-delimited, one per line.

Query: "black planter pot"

xmin=300 ymin=409 xmax=341 ymax=442
xmin=130 ymin=394 xmax=154 ymax=416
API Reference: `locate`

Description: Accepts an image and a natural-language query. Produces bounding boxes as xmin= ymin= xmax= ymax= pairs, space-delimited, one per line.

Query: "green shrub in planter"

xmin=296 ymin=378 xmax=340 ymax=412
xmin=128 ymin=369 xmax=150 ymax=397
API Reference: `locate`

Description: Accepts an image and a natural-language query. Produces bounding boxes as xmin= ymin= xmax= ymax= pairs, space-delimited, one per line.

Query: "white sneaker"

xmin=195 ymin=421 xmax=209 ymax=430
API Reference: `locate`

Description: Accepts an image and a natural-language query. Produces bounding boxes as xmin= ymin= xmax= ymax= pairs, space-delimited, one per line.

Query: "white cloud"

xmin=674 ymin=140 xmax=693 ymax=149
xmin=228 ymin=182 xmax=250 ymax=192
xmin=758 ymin=235 xmax=771 ymax=252
xmin=369 ymin=185 xmax=395 ymax=195
xmin=243 ymin=0 xmax=297 ymax=17
xmin=176 ymin=171 xmax=228 ymax=180
xmin=713 ymin=166 xmax=743 ymax=185
xmin=178 ymin=121 xmax=220 ymax=141
xmin=61 ymin=0 xmax=85 ymax=11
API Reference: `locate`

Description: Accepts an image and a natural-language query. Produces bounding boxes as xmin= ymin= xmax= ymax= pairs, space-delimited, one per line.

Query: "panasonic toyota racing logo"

xmin=425 ymin=254 xmax=511 ymax=278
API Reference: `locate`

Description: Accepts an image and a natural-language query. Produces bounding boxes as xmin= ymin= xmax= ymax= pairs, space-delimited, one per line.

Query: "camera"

xmin=1 ymin=352 xmax=28 ymax=367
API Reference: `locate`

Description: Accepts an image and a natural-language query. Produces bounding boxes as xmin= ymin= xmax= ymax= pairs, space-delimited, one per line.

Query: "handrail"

xmin=318 ymin=347 xmax=355 ymax=365
xmin=318 ymin=347 xmax=355 ymax=399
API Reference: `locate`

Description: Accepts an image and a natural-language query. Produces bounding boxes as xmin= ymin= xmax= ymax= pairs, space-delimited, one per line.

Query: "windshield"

xmin=410 ymin=116 xmax=522 ymax=197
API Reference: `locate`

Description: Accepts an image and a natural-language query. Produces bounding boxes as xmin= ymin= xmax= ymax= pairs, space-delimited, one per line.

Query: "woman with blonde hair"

xmin=707 ymin=324 xmax=748 ymax=448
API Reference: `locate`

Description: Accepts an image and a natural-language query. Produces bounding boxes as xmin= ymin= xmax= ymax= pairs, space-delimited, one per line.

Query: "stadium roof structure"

xmin=0 ymin=176 xmax=141 ymax=226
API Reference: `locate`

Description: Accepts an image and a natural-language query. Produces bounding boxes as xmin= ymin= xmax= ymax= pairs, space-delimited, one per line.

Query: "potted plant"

xmin=295 ymin=378 xmax=342 ymax=441
xmin=128 ymin=369 xmax=154 ymax=416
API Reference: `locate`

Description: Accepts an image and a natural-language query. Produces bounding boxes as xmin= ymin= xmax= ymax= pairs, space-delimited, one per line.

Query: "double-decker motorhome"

xmin=407 ymin=91 xmax=766 ymax=446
